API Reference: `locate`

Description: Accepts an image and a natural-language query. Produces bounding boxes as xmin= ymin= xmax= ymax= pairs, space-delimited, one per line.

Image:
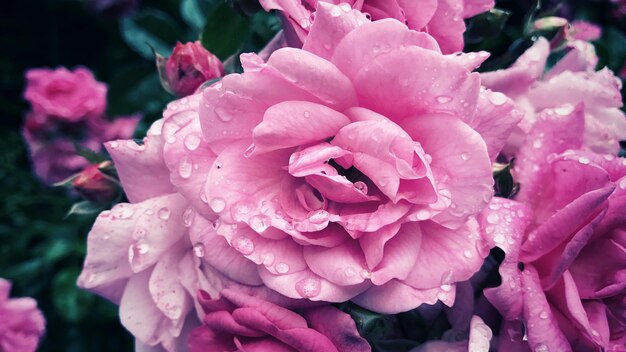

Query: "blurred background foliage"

xmin=0 ymin=0 xmax=624 ymax=351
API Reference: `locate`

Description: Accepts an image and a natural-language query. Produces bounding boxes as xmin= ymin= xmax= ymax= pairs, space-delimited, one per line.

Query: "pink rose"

xmin=569 ymin=20 xmax=602 ymax=41
xmin=481 ymin=101 xmax=626 ymax=350
xmin=0 ymin=279 xmax=46 ymax=352
xmin=22 ymin=67 xmax=140 ymax=184
xmin=259 ymin=0 xmax=494 ymax=53
xmin=162 ymin=41 xmax=225 ymax=97
xmin=188 ymin=289 xmax=370 ymax=352
xmin=481 ymin=37 xmax=626 ymax=156
xmin=24 ymin=67 xmax=107 ymax=122
xmin=152 ymin=3 xmax=521 ymax=314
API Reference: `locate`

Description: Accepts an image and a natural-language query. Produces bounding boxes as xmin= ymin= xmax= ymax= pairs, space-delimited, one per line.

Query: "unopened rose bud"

xmin=158 ymin=41 xmax=224 ymax=97
xmin=72 ymin=161 xmax=119 ymax=203
xmin=532 ymin=16 xmax=568 ymax=32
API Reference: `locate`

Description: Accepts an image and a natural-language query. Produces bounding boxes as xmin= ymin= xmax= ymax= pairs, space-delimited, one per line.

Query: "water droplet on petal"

xmin=578 ymin=156 xmax=590 ymax=165
xmin=210 ymin=198 xmax=226 ymax=213
xmin=249 ymin=214 xmax=271 ymax=233
xmin=488 ymin=92 xmax=507 ymax=106
xmin=330 ymin=6 xmax=342 ymax=17
xmin=534 ymin=343 xmax=549 ymax=352
xmin=354 ymin=181 xmax=368 ymax=194
xmin=436 ymin=95 xmax=452 ymax=104
xmin=487 ymin=213 xmax=499 ymax=224
xmin=463 ymin=249 xmax=473 ymax=258
xmin=494 ymin=234 xmax=505 ymax=244
xmin=183 ymin=208 xmax=194 ymax=227
xmin=193 ymin=243 xmax=205 ymax=257
xmin=179 ymin=157 xmax=193 ymax=179
xmin=296 ymin=278 xmax=321 ymax=298
xmin=461 ymin=152 xmax=470 ymax=161
xmin=533 ymin=139 xmax=543 ymax=149
xmin=440 ymin=284 xmax=452 ymax=292
xmin=275 ymin=262 xmax=290 ymax=274
xmin=158 ymin=207 xmax=171 ymax=220
xmin=184 ymin=134 xmax=201 ymax=151
xmin=415 ymin=209 xmax=431 ymax=220
xmin=244 ymin=144 xmax=256 ymax=158
xmin=555 ymin=105 xmax=573 ymax=115
xmin=262 ymin=253 xmax=275 ymax=266
xmin=232 ymin=235 xmax=254 ymax=255
xmin=303 ymin=110 xmax=310 ymax=118
xmin=166 ymin=135 xmax=177 ymax=144
xmin=109 ymin=141 xmax=119 ymax=149
xmin=339 ymin=2 xmax=351 ymax=11
xmin=539 ymin=311 xmax=549 ymax=319
xmin=308 ymin=210 xmax=329 ymax=224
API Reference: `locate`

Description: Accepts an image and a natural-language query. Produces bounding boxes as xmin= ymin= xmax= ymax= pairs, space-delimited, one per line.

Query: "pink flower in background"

xmin=156 ymin=3 xmax=521 ymax=314
xmin=481 ymin=102 xmax=626 ymax=350
xmin=161 ymin=41 xmax=225 ymax=97
xmin=188 ymin=289 xmax=370 ymax=352
xmin=481 ymin=37 xmax=626 ymax=156
xmin=24 ymin=67 xmax=106 ymax=122
xmin=259 ymin=0 xmax=494 ymax=53
xmin=0 ymin=279 xmax=45 ymax=352
xmin=22 ymin=67 xmax=140 ymax=184
xmin=570 ymin=20 xmax=602 ymax=41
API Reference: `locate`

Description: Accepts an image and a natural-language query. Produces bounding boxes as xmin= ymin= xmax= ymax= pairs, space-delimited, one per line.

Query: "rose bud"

xmin=158 ymin=41 xmax=224 ymax=97
xmin=72 ymin=161 xmax=119 ymax=203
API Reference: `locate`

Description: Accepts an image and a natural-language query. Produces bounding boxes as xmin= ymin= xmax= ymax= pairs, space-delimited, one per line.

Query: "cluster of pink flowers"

xmin=71 ymin=2 xmax=625 ymax=351
xmin=22 ymin=67 xmax=140 ymax=185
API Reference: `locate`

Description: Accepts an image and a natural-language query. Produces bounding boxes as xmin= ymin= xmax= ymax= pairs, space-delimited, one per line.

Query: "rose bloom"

xmin=148 ymin=3 xmax=521 ymax=314
xmin=188 ymin=289 xmax=370 ymax=352
xmin=481 ymin=37 xmax=626 ymax=156
xmin=163 ymin=41 xmax=225 ymax=98
xmin=0 ymin=279 xmax=46 ymax=352
xmin=259 ymin=0 xmax=494 ymax=53
xmin=24 ymin=67 xmax=107 ymax=122
xmin=22 ymin=67 xmax=140 ymax=184
xmin=481 ymin=102 xmax=626 ymax=351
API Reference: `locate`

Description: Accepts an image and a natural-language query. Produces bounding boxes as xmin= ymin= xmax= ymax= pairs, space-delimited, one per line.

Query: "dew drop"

xmin=109 ymin=141 xmax=119 ymax=149
xmin=578 ymin=156 xmax=590 ymax=165
xmin=619 ymin=178 xmax=626 ymax=190
xmin=330 ymin=6 xmax=342 ymax=17
xmin=303 ymin=110 xmax=310 ymax=118
xmin=158 ymin=207 xmax=171 ymax=220
xmin=249 ymin=214 xmax=271 ymax=233
xmin=534 ymin=343 xmax=549 ymax=352
xmin=114 ymin=205 xmax=134 ymax=219
xmin=262 ymin=253 xmax=275 ymax=266
xmin=232 ymin=235 xmax=254 ymax=255
xmin=215 ymin=162 xmax=223 ymax=169
xmin=555 ymin=105 xmax=573 ymax=115
xmin=437 ymin=292 xmax=448 ymax=301
xmin=339 ymin=2 xmax=352 ymax=11
xmin=494 ymin=234 xmax=505 ymax=244
xmin=165 ymin=135 xmax=177 ymax=144
xmin=354 ymin=181 xmax=368 ymax=193
xmin=488 ymin=92 xmax=507 ymax=106
xmin=436 ymin=95 xmax=452 ymax=104
xmin=210 ymin=198 xmax=226 ymax=213
xmin=308 ymin=210 xmax=329 ymax=224
xmin=539 ymin=311 xmax=549 ymax=320
xmin=184 ymin=134 xmax=201 ymax=151
xmin=463 ymin=249 xmax=473 ymax=258
xmin=275 ymin=262 xmax=290 ymax=274
xmin=179 ymin=158 xmax=193 ymax=179
xmin=183 ymin=208 xmax=194 ymax=227
xmin=533 ymin=139 xmax=543 ymax=149
xmin=244 ymin=144 xmax=256 ymax=158
xmin=487 ymin=213 xmax=499 ymax=224
xmin=461 ymin=152 xmax=470 ymax=161
xmin=296 ymin=278 xmax=321 ymax=298
xmin=440 ymin=284 xmax=452 ymax=292
xmin=193 ymin=243 xmax=205 ymax=258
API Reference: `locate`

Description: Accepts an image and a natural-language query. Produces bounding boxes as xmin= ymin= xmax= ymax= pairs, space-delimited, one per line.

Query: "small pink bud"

xmin=159 ymin=41 xmax=224 ymax=97
xmin=72 ymin=161 xmax=119 ymax=203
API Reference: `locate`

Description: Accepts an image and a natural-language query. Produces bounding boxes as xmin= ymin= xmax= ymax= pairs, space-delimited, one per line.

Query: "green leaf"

xmin=52 ymin=268 xmax=95 ymax=322
xmin=66 ymin=201 xmax=104 ymax=218
xmin=465 ymin=8 xmax=512 ymax=45
xmin=74 ymin=143 xmax=109 ymax=164
xmin=120 ymin=8 xmax=184 ymax=60
xmin=180 ymin=0 xmax=217 ymax=31
xmin=200 ymin=2 xmax=251 ymax=60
